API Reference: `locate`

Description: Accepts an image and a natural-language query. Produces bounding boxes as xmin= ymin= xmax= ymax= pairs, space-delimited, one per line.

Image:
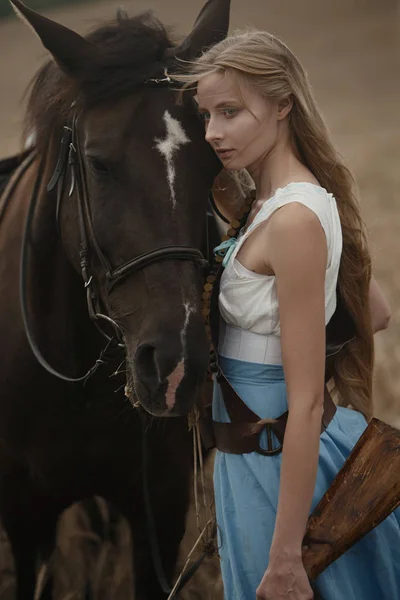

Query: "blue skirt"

xmin=213 ymin=356 xmax=400 ymax=600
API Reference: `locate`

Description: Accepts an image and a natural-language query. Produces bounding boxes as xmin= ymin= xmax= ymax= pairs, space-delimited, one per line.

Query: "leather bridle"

xmin=21 ymin=77 xmax=210 ymax=383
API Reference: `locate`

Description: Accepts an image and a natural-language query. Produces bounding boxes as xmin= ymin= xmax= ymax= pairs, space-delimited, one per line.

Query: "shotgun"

xmin=303 ymin=418 xmax=400 ymax=597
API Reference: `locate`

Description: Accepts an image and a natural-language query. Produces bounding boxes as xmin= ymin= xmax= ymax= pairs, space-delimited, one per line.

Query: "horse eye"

xmin=87 ymin=156 xmax=109 ymax=175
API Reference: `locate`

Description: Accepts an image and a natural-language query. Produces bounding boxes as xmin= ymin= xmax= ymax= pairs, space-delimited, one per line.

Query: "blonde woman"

xmin=180 ymin=31 xmax=399 ymax=599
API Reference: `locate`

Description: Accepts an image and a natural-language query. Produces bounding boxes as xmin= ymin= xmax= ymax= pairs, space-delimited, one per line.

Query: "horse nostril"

xmin=135 ymin=343 xmax=160 ymax=384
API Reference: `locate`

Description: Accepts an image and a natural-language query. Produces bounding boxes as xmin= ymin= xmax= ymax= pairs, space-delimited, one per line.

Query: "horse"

xmin=0 ymin=0 xmax=230 ymax=597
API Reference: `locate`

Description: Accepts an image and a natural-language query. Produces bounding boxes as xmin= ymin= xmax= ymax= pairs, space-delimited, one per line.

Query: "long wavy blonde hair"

xmin=178 ymin=30 xmax=374 ymax=419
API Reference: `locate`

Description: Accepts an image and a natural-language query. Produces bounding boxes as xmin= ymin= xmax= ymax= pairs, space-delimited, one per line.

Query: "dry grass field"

xmin=0 ymin=0 xmax=399 ymax=597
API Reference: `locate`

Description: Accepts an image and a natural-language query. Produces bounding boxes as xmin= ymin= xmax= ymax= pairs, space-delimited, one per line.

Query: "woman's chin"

xmin=222 ymin=159 xmax=242 ymax=171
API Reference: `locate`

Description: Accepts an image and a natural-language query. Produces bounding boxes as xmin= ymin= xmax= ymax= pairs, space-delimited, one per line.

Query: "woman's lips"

xmin=216 ymin=149 xmax=234 ymax=159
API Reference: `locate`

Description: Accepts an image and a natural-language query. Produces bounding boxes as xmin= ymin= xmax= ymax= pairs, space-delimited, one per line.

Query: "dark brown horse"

xmin=0 ymin=1 xmax=229 ymax=598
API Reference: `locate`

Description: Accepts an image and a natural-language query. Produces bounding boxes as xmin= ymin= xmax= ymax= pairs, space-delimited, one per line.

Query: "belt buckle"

xmin=256 ymin=421 xmax=283 ymax=456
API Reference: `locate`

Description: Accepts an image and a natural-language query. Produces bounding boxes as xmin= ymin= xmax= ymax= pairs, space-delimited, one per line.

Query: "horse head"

xmin=10 ymin=0 xmax=230 ymax=417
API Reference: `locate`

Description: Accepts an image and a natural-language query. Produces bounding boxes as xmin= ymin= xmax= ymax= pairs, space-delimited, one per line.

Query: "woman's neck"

xmin=248 ymin=135 xmax=317 ymax=202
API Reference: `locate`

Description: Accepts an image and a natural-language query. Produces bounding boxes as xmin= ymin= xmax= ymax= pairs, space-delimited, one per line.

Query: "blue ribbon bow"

xmin=213 ymin=237 xmax=238 ymax=268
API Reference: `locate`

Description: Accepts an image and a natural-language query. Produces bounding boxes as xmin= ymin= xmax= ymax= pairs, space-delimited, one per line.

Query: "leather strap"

xmin=213 ymin=373 xmax=336 ymax=455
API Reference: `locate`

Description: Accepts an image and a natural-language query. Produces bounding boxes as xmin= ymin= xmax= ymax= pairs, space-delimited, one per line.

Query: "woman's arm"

xmin=369 ymin=277 xmax=391 ymax=333
xmin=256 ymin=203 xmax=327 ymax=599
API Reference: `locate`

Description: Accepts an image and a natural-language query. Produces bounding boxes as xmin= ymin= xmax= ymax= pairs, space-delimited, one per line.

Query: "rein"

xmin=0 ymin=152 xmax=116 ymax=385
xmin=19 ymin=152 xmax=122 ymax=383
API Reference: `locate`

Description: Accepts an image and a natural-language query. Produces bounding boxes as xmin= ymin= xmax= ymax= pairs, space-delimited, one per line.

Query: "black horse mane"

xmin=24 ymin=10 xmax=177 ymax=148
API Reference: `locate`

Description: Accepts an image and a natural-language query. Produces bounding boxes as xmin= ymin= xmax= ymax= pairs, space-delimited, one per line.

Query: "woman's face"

xmin=196 ymin=71 xmax=281 ymax=171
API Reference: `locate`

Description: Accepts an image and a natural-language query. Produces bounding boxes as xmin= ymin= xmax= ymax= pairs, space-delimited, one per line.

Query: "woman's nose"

xmin=205 ymin=120 xmax=222 ymax=144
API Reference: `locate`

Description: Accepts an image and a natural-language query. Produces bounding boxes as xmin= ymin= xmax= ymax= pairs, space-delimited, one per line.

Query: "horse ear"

xmin=9 ymin=0 xmax=100 ymax=77
xmin=166 ymin=0 xmax=231 ymax=62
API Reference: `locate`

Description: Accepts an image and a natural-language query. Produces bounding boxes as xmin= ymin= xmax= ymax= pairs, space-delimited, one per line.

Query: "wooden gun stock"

xmin=302 ymin=418 xmax=400 ymax=584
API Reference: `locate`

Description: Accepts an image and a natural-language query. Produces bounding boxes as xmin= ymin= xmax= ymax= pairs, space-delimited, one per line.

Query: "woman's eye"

xmin=200 ymin=111 xmax=211 ymax=122
xmin=223 ymin=108 xmax=237 ymax=117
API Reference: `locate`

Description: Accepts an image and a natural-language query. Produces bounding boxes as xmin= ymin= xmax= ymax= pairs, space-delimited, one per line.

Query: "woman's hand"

xmin=256 ymin=552 xmax=314 ymax=599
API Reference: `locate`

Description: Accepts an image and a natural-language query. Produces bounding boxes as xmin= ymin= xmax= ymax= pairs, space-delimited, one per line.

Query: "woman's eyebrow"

xmin=197 ymin=99 xmax=240 ymax=111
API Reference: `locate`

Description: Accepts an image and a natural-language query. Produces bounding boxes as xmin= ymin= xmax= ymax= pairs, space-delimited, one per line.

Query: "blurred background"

xmin=0 ymin=0 xmax=399 ymax=598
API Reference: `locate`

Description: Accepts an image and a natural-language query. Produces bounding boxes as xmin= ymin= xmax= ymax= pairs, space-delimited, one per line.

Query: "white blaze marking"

xmin=154 ymin=111 xmax=190 ymax=208
xmin=165 ymin=302 xmax=195 ymax=410
xmin=181 ymin=302 xmax=195 ymax=350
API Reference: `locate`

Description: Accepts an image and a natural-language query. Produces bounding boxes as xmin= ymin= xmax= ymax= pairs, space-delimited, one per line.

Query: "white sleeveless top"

xmin=219 ymin=182 xmax=343 ymax=337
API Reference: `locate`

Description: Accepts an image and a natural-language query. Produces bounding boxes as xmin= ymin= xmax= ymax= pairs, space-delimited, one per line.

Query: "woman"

xmin=180 ymin=31 xmax=399 ymax=599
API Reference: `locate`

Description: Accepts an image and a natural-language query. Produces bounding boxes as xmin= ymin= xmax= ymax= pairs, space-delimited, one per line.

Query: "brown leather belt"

xmin=204 ymin=371 xmax=337 ymax=456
